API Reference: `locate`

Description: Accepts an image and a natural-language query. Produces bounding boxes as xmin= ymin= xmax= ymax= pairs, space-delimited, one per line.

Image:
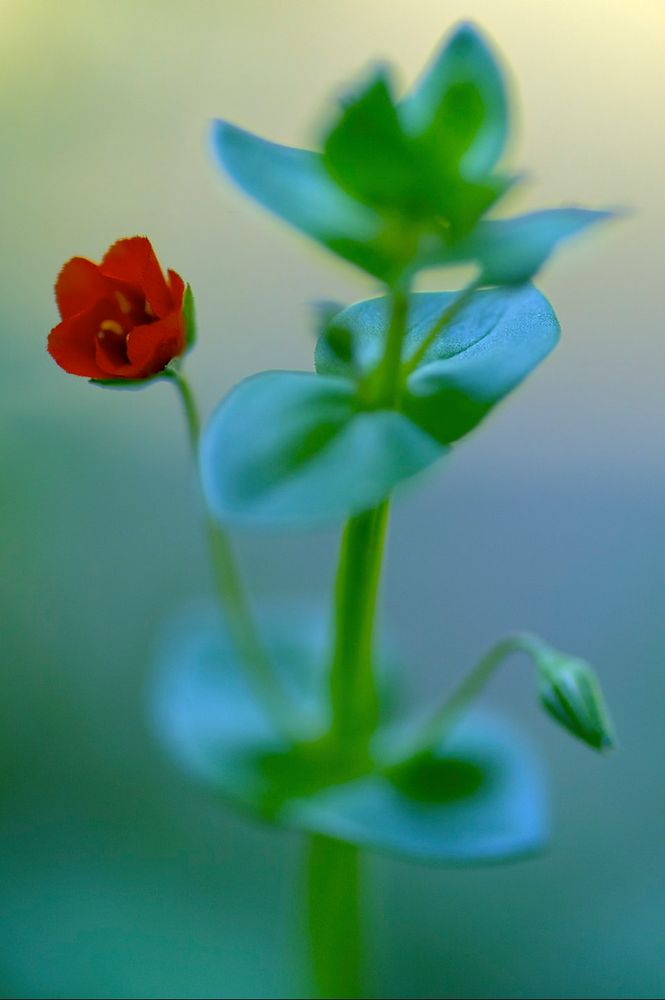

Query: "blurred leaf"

xmin=323 ymin=71 xmax=424 ymax=215
xmin=153 ymin=607 xmax=547 ymax=863
xmin=534 ymin=649 xmax=615 ymax=751
xmin=200 ymin=370 xmax=445 ymax=527
xmin=211 ymin=121 xmax=397 ymax=280
xmin=289 ymin=714 xmax=548 ymax=864
xmin=212 ymin=27 xmax=612 ymax=284
xmin=442 ymin=208 xmax=615 ymax=285
xmin=401 ymin=21 xmax=508 ymax=179
xmin=316 ymin=286 xmax=560 ymax=445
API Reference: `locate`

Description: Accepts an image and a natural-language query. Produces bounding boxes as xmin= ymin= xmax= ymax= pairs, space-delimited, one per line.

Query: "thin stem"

xmin=397 ymin=631 xmax=542 ymax=761
xmin=328 ymin=502 xmax=390 ymax=752
xmin=306 ymin=835 xmax=362 ymax=999
xmin=372 ymin=283 xmax=409 ymax=406
xmin=166 ymin=368 xmax=298 ymax=738
xmin=403 ymin=277 xmax=480 ymax=375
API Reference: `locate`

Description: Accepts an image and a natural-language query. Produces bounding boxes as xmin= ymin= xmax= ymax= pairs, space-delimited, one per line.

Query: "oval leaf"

xmin=153 ymin=606 xmax=547 ymax=864
xmin=289 ymin=714 xmax=547 ymax=864
xmin=200 ymin=370 xmax=445 ymax=528
xmin=316 ymin=285 xmax=560 ymax=446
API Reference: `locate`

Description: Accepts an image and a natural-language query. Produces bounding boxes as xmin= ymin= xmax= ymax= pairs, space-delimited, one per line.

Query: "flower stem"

xmin=167 ymin=368 xmax=298 ymax=738
xmin=306 ymin=835 xmax=362 ymax=999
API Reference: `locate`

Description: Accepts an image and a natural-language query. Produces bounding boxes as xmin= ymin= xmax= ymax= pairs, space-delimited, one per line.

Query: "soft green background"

xmin=1 ymin=1 xmax=663 ymax=996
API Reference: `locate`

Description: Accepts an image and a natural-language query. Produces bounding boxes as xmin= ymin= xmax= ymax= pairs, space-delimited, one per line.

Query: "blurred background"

xmin=1 ymin=1 xmax=664 ymax=996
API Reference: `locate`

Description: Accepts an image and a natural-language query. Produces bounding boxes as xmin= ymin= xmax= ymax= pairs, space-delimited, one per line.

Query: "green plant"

xmin=49 ymin=21 xmax=616 ymax=1000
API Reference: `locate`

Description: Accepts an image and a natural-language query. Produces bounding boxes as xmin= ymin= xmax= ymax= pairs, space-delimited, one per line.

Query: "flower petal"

xmin=100 ymin=237 xmax=172 ymax=318
xmin=126 ymin=310 xmax=186 ymax=377
xmin=55 ymin=257 xmax=110 ymax=320
xmin=47 ymin=301 xmax=112 ymax=379
xmin=167 ymin=268 xmax=186 ymax=308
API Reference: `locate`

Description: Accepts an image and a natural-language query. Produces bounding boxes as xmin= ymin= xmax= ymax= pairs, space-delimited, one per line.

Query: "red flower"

xmin=48 ymin=236 xmax=188 ymax=380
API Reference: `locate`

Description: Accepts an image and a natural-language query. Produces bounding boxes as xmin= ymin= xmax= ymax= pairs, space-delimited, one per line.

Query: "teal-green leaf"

xmin=445 ymin=208 xmax=615 ymax=285
xmin=401 ymin=21 xmax=508 ymax=179
xmin=153 ymin=605 xmax=547 ymax=864
xmin=211 ymin=121 xmax=396 ymax=280
xmin=316 ymin=286 xmax=559 ymax=445
xmin=322 ymin=71 xmax=423 ymax=215
xmin=289 ymin=714 xmax=547 ymax=864
xmin=200 ymin=370 xmax=445 ymax=528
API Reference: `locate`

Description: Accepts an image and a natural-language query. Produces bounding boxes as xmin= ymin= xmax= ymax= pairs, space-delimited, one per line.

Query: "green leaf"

xmin=535 ymin=649 xmax=615 ymax=751
xmin=290 ymin=714 xmax=547 ymax=864
xmin=211 ymin=120 xmax=396 ymax=280
xmin=153 ymin=605 xmax=547 ymax=863
xmin=401 ymin=21 xmax=508 ymax=179
xmin=183 ymin=283 xmax=197 ymax=350
xmin=323 ymin=71 xmax=425 ymax=216
xmin=200 ymin=370 xmax=445 ymax=528
xmin=316 ymin=286 xmax=560 ymax=446
xmin=442 ymin=208 xmax=615 ymax=285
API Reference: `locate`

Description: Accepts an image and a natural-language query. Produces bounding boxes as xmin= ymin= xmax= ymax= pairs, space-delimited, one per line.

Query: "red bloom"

xmin=48 ymin=237 xmax=187 ymax=380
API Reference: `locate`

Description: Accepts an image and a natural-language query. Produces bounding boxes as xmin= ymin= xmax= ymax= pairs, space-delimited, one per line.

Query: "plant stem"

xmin=167 ymin=368 xmax=297 ymax=738
xmin=398 ymin=632 xmax=542 ymax=761
xmin=306 ymin=286 xmax=411 ymax=999
xmin=373 ymin=283 xmax=409 ymax=406
xmin=328 ymin=501 xmax=390 ymax=753
xmin=307 ymin=835 xmax=362 ymax=999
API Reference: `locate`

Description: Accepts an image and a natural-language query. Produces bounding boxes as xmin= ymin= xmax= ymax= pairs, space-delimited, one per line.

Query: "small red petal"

xmin=47 ymin=303 xmax=113 ymax=379
xmin=100 ymin=237 xmax=172 ymax=319
xmin=55 ymin=257 xmax=110 ymax=320
xmin=126 ymin=310 xmax=186 ymax=376
xmin=167 ymin=269 xmax=186 ymax=309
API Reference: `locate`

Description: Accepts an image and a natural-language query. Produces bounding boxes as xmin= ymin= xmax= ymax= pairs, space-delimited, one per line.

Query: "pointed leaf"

xmin=200 ymin=370 xmax=445 ymax=528
xmin=323 ymin=71 xmax=423 ymax=214
xmin=401 ymin=21 xmax=508 ymax=178
xmin=211 ymin=121 xmax=397 ymax=279
xmin=443 ymin=208 xmax=615 ymax=285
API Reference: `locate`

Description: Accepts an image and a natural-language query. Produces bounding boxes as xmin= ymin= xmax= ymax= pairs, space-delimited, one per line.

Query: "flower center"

xmin=97 ymin=319 xmax=125 ymax=340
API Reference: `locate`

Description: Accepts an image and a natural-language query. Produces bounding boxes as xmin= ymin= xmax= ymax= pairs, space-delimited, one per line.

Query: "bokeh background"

xmin=1 ymin=1 xmax=664 ymax=996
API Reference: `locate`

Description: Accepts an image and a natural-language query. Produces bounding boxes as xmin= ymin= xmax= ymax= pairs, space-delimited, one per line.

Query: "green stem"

xmin=305 ymin=287 xmax=410 ymax=998
xmin=373 ymin=283 xmax=409 ymax=406
xmin=167 ymin=368 xmax=298 ymax=738
xmin=328 ymin=501 xmax=390 ymax=753
xmin=397 ymin=632 xmax=542 ymax=761
xmin=307 ymin=835 xmax=362 ymax=999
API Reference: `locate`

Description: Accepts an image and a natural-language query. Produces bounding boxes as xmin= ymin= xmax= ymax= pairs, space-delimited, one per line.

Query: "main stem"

xmin=307 ymin=284 xmax=410 ymax=998
xmin=168 ymin=369 xmax=295 ymax=737
xmin=307 ymin=835 xmax=362 ymax=999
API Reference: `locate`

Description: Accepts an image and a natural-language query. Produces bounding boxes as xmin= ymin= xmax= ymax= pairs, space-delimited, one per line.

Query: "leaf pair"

xmin=201 ymin=285 xmax=559 ymax=527
xmin=211 ymin=24 xmax=611 ymax=284
xmin=153 ymin=602 xmax=547 ymax=864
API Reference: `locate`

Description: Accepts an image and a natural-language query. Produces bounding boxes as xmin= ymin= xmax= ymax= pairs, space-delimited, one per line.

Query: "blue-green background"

xmin=2 ymin=1 xmax=664 ymax=996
